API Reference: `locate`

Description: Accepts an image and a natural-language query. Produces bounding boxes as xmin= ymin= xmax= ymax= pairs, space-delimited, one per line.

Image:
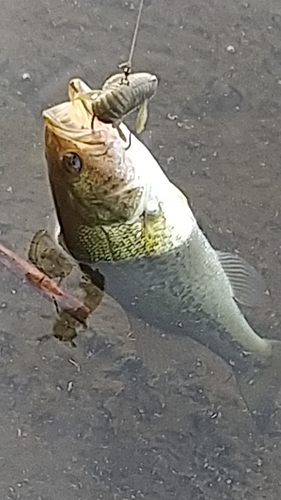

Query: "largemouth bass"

xmin=42 ymin=78 xmax=281 ymax=429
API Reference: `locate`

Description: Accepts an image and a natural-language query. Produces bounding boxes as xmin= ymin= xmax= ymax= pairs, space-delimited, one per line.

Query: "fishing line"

xmin=119 ymin=0 xmax=145 ymax=80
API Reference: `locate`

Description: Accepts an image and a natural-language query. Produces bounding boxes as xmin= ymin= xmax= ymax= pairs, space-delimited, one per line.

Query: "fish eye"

xmin=61 ymin=152 xmax=82 ymax=173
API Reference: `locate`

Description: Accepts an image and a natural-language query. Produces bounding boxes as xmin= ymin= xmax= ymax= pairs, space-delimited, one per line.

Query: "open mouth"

xmin=42 ymin=78 xmax=95 ymax=137
xmin=42 ymin=77 xmax=131 ymax=148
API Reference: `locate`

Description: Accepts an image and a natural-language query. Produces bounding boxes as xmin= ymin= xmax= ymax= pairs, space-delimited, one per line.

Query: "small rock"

xmin=21 ymin=72 xmax=31 ymax=81
xmin=227 ymin=45 xmax=236 ymax=54
xmin=253 ymin=177 xmax=271 ymax=188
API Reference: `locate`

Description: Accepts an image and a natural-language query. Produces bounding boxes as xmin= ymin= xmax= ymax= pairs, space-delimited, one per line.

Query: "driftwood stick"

xmin=0 ymin=242 xmax=90 ymax=323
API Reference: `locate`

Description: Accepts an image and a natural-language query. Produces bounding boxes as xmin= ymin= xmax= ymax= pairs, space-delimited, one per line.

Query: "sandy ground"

xmin=1 ymin=0 xmax=281 ymax=498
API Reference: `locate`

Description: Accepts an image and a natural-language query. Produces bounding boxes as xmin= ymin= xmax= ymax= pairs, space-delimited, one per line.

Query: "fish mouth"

xmin=42 ymin=78 xmax=122 ymax=145
xmin=43 ymin=77 xmax=146 ymax=222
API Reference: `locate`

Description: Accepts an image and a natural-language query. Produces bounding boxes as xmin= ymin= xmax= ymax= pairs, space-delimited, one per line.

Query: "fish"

xmin=72 ymin=72 xmax=158 ymax=141
xmin=42 ymin=78 xmax=281 ymax=430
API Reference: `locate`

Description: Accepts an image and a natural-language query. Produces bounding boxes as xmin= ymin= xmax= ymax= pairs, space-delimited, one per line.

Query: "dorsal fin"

xmin=217 ymin=251 xmax=270 ymax=307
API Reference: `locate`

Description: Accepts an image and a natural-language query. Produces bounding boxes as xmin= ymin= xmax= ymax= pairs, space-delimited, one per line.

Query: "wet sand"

xmin=1 ymin=0 xmax=281 ymax=498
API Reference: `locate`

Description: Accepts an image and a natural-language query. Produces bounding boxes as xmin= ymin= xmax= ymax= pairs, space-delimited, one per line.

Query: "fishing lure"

xmin=76 ymin=71 xmax=158 ymax=140
xmin=73 ymin=0 xmax=158 ymax=143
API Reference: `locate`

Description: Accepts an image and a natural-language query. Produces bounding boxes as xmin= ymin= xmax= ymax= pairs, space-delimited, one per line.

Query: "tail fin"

xmin=236 ymin=340 xmax=281 ymax=433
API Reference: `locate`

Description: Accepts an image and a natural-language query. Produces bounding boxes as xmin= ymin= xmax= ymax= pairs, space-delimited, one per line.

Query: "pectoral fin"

xmin=217 ymin=251 xmax=270 ymax=307
xmin=136 ymin=100 xmax=148 ymax=134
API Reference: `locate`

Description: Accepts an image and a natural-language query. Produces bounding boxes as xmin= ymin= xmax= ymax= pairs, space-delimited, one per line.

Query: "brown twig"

xmin=0 ymin=242 xmax=90 ymax=324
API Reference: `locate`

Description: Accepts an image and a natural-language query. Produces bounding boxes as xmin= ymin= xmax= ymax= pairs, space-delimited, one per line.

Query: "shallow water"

xmin=1 ymin=0 xmax=281 ymax=498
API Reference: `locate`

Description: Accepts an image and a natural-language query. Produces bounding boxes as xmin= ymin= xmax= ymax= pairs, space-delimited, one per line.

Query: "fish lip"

xmin=42 ymin=77 xmax=97 ymax=142
xmin=42 ymin=100 xmax=91 ymax=129
xmin=42 ymin=103 xmax=109 ymax=145
xmin=42 ymin=106 xmax=125 ymax=148
xmin=42 ymin=105 xmax=71 ymax=131
xmin=42 ymin=106 xmax=130 ymax=148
